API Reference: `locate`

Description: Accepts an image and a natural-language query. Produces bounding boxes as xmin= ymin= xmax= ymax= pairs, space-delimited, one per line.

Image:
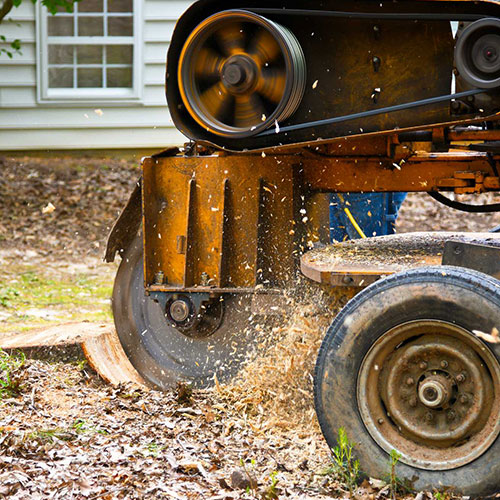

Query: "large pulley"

xmin=177 ymin=9 xmax=306 ymax=138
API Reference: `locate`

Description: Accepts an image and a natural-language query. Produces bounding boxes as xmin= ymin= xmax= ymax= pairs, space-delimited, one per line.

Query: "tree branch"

xmin=0 ymin=0 xmax=14 ymax=24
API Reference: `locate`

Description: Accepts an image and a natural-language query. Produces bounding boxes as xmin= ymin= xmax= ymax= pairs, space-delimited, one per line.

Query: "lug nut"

xmin=456 ymin=373 xmax=466 ymax=383
xmin=460 ymin=394 xmax=469 ymax=404
xmin=425 ymin=412 xmax=434 ymax=422
xmin=441 ymin=361 xmax=449 ymax=369
xmin=406 ymin=377 xmax=415 ymax=386
xmin=447 ymin=410 xmax=456 ymax=421
xmin=420 ymin=361 xmax=428 ymax=370
xmin=378 ymin=418 xmax=384 ymax=425
xmin=409 ymin=396 xmax=418 ymax=408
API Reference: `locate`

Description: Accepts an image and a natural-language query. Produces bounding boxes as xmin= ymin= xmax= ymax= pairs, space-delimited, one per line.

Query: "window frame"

xmin=36 ymin=0 xmax=143 ymax=104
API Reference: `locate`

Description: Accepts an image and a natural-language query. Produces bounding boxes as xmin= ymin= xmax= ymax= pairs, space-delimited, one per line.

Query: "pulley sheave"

xmin=177 ymin=9 xmax=306 ymax=138
xmin=456 ymin=18 xmax=500 ymax=89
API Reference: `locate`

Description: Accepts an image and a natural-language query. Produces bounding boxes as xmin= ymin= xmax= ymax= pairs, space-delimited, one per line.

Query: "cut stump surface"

xmin=0 ymin=322 xmax=146 ymax=388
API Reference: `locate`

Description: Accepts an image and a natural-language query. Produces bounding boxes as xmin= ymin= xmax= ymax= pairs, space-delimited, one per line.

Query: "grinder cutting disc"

xmin=112 ymin=236 xmax=263 ymax=389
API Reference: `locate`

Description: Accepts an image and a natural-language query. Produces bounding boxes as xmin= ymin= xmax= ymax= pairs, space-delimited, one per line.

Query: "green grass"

xmin=0 ymin=349 xmax=26 ymax=397
xmin=0 ymin=264 xmax=113 ymax=333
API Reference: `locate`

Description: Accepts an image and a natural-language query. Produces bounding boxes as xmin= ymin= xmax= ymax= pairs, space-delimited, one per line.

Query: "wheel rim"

xmin=177 ymin=9 xmax=306 ymax=138
xmin=358 ymin=320 xmax=500 ymax=470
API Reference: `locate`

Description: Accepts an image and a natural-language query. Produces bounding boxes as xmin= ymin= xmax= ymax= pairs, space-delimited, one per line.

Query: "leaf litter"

xmin=0 ymin=154 xmax=490 ymax=499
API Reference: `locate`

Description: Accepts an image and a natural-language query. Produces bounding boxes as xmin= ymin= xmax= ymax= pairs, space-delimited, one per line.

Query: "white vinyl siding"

xmin=0 ymin=0 xmax=193 ymax=150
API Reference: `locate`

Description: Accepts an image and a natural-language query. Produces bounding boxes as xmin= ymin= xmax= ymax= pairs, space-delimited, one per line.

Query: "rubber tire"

xmin=314 ymin=266 xmax=500 ymax=497
xmin=112 ymin=236 xmax=260 ymax=390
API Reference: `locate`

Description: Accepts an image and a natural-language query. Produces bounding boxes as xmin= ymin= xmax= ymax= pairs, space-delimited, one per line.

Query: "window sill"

xmin=36 ymin=98 xmax=146 ymax=107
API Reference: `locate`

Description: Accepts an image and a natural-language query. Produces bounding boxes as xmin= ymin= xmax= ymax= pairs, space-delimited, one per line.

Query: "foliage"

xmin=387 ymin=449 xmax=412 ymax=498
xmin=433 ymin=491 xmax=454 ymax=500
xmin=0 ymin=0 xmax=80 ymax=57
xmin=0 ymin=285 xmax=19 ymax=307
xmin=73 ymin=418 xmax=108 ymax=435
xmin=329 ymin=427 xmax=360 ymax=498
xmin=262 ymin=470 xmax=280 ymax=500
xmin=0 ymin=348 xmax=26 ymax=397
xmin=143 ymin=440 xmax=163 ymax=458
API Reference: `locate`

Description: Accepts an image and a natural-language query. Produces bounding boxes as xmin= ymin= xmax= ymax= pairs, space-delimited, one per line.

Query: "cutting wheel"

xmin=177 ymin=9 xmax=306 ymax=137
xmin=112 ymin=236 xmax=261 ymax=389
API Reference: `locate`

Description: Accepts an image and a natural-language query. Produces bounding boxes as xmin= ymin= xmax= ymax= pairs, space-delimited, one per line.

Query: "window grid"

xmin=39 ymin=0 xmax=140 ymax=101
xmin=49 ymin=44 xmax=134 ymax=89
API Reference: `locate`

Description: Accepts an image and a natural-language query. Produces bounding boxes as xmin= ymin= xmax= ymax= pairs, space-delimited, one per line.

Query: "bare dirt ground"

xmin=1 ymin=154 xmax=499 ymax=499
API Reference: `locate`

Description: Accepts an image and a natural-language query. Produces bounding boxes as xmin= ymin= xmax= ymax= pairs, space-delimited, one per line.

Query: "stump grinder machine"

xmin=103 ymin=0 xmax=500 ymax=495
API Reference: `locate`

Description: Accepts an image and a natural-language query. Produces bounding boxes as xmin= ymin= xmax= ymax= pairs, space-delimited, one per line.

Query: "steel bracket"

xmin=442 ymin=241 xmax=500 ymax=279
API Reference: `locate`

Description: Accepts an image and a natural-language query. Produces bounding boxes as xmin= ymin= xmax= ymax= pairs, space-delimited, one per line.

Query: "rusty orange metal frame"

xmin=142 ymin=154 xmax=300 ymax=292
xmin=303 ymin=151 xmax=500 ymax=194
xmin=142 ymin=127 xmax=500 ymax=292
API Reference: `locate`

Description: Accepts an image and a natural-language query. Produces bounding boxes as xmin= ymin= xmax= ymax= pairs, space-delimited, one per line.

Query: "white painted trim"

xmin=36 ymin=0 xmax=143 ymax=104
xmin=0 ymin=123 xmax=174 ymax=130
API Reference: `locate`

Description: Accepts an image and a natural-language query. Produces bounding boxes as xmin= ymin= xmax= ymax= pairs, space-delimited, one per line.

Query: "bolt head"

xmin=406 ymin=377 xmax=415 ymax=386
xmin=425 ymin=412 xmax=434 ymax=422
xmin=409 ymin=396 xmax=418 ymax=408
xmin=154 ymin=271 xmax=165 ymax=285
xmin=440 ymin=360 xmax=449 ymax=369
xmin=378 ymin=418 xmax=384 ymax=425
xmin=456 ymin=373 xmax=466 ymax=383
xmin=419 ymin=361 xmax=428 ymax=370
xmin=460 ymin=394 xmax=469 ymax=404
xmin=447 ymin=410 xmax=456 ymax=421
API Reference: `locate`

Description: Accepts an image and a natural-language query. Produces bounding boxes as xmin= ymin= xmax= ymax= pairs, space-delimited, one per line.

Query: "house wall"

xmin=0 ymin=0 xmax=193 ymax=150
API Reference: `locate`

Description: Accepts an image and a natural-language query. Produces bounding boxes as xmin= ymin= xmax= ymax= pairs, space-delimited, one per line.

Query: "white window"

xmin=37 ymin=0 xmax=142 ymax=102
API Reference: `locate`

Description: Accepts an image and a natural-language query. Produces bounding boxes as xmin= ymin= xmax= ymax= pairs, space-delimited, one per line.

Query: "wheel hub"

xmin=221 ymin=55 xmax=257 ymax=93
xmin=418 ymin=374 xmax=453 ymax=408
xmin=165 ymin=294 xmax=224 ymax=339
xmin=169 ymin=299 xmax=191 ymax=323
xmin=358 ymin=320 xmax=500 ymax=470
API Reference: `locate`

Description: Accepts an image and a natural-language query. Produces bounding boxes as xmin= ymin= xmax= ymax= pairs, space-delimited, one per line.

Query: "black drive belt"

xmin=257 ymin=89 xmax=486 ymax=137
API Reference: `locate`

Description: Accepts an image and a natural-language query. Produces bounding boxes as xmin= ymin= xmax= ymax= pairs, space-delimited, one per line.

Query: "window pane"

xmin=49 ymin=68 xmax=73 ymax=88
xmin=108 ymin=16 xmax=133 ymax=36
xmin=78 ymin=0 xmax=103 ymax=13
xmin=107 ymin=67 xmax=132 ymax=87
xmin=77 ymin=45 xmax=102 ymax=64
xmin=49 ymin=45 xmax=73 ymax=64
xmin=78 ymin=16 xmax=103 ymax=36
xmin=48 ymin=17 xmax=74 ymax=36
xmin=55 ymin=4 xmax=75 ymax=13
xmin=78 ymin=68 xmax=102 ymax=87
xmin=108 ymin=0 xmax=133 ymax=13
xmin=107 ymin=45 xmax=132 ymax=64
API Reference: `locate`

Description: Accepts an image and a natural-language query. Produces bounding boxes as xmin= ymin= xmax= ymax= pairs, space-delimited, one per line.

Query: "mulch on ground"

xmin=1 ymin=153 xmax=498 ymax=499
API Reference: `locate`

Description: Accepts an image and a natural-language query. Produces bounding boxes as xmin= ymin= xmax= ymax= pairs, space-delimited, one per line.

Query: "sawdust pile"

xmin=216 ymin=281 xmax=357 ymax=435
